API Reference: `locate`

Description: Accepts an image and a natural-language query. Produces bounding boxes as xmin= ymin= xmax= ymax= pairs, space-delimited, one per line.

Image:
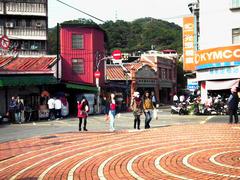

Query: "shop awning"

xmin=206 ymin=79 xmax=240 ymax=90
xmin=0 ymin=75 xmax=58 ymax=87
xmin=66 ymin=83 xmax=98 ymax=92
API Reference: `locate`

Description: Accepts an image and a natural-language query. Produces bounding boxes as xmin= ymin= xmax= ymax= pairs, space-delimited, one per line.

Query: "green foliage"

xmin=48 ymin=27 xmax=57 ymax=55
xmin=48 ymin=17 xmax=182 ymax=55
xmin=61 ymin=18 xmax=97 ymax=25
xmin=100 ymin=17 xmax=182 ymax=53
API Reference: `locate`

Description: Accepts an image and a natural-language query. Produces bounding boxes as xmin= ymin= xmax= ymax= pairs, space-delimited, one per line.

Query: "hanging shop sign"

xmin=197 ymin=66 xmax=240 ymax=81
xmin=183 ymin=16 xmax=196 ymax=71
xmin=187 ymin=78 xmax=198 ymax=91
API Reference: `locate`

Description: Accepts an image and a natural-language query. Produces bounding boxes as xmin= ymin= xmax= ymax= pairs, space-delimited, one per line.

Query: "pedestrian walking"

xmin=15 ymin=97 xmax=24 ymax=124
xmin=227 ymin=87 xmax=239 ymax=124
xmin=131 ymin=92 xmax=143 ymax=130
xmin=101 ymin=96 xmax=107 ymax=114
xmin=77 ymin=96 xmax=90 ymax=131
xmin=106 ymin=93 xmax=117 ymax=131
xmin=54 ymin=98 xmax=62 ymax=120
xmin=151 ymin=91 xmax=157 ymax=108
xmin=8 ymin=96 xmax=16 ymax=123
xmin=47 ymin=96 xmax=55 ymax=120
xmin=143 ymin=91 xmax=154 ymax=129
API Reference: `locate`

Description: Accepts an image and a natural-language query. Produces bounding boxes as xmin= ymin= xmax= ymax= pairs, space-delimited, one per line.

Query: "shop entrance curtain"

xmin=206 ymin=79 xmax=240 ymax=90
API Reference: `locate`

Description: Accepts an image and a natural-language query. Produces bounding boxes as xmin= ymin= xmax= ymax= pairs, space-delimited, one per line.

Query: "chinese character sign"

xmin=183 ymin=16 xmax=195 ymax=71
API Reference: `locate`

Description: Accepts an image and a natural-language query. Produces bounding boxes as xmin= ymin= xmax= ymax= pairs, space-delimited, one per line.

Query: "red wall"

xmin=60 ymin=26 xmax=105 ymax=86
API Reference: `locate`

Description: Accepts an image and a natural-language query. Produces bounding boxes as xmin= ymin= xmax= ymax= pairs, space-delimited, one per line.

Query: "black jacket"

xmin=228 ymin=93 xmax=239 ymax=110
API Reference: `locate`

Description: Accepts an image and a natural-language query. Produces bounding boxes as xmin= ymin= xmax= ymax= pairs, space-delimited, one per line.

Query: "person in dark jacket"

xmin=15 ymin=97 xmax=24 ymax=124
xmin=227 ymin=87 xmax=239 ymax=124
xmin=131 ymin=92 xmax=143 ymax=130
xmin=77 ymin=96 xmax=90 ymax=131
xmin=8 ymin=96 xmax=16 ymax=123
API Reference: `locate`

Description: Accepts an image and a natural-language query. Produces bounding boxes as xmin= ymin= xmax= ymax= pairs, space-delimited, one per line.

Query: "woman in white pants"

xmin=106 ymin=93 xmax=117 ymax=131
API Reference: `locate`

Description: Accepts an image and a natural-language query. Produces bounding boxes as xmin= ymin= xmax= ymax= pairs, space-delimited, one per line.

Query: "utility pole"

xmin=56 ymin=23 xmax=60 ymax=80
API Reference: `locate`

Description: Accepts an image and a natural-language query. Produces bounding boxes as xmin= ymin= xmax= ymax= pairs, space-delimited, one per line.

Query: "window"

xmin=72 ymin=58 xmax=84 ymax=74
xmin=231 ymin=0 xmax=240 ymax=9
xmin=161 ymin=69 xmax=166 ymax=80
xmin=232 ymin=28 xmax=240 ymax=44
xmin=72 ymin=34 xmax=83 ymax=49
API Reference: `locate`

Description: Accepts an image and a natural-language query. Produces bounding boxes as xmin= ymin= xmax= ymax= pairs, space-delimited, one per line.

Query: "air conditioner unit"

xmin=5 ymin=22 xmax=14 ymax=28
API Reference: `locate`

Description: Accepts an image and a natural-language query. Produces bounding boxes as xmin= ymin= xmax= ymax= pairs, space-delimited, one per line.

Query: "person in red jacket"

xmin=77 ymin=96 xmax=90 ymax=131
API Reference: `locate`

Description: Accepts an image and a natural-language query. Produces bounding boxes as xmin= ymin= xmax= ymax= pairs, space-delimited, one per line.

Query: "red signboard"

xmin=112 ymin=49 xmax=122 ymax=60
xmin=94 ymin=71 xmax=101 ymax=78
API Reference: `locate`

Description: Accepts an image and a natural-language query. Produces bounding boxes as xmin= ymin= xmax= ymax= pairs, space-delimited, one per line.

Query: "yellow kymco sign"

xmin=195 ymin=45 xmax=240 ymax=70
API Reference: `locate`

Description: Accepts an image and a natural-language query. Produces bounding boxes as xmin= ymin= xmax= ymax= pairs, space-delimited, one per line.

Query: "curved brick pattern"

xmin=0 ymin=124 xmax=239 ymax=180
xmin=210 ymin=151 xmax=240 ymax=169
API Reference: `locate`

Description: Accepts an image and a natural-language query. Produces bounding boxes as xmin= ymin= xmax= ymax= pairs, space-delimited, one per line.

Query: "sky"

xmin=48 ymin=0 xmax=193 ymax=28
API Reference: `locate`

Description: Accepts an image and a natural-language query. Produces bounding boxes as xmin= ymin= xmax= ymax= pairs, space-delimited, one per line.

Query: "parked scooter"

xmin=171 ymin=101 xmax=189 ymax=115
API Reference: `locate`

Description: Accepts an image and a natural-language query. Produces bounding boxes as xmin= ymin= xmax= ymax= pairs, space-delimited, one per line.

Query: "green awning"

xmin=0 ymin=75 xmax=58 ymax=87
xmin=66 ymin=83 xmax=98 ymax=92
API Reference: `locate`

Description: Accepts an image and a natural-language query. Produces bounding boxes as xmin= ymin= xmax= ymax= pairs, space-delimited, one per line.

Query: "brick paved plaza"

xmin=0 ymin=124 xmax=240 ymax=179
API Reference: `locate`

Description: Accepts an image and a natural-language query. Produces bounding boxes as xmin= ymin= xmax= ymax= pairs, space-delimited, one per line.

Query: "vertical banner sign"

xmin=183 ymin=16 xmax=195 ymax=71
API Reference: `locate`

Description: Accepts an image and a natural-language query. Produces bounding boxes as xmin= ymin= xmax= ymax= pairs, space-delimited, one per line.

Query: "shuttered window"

xmin=72 ymin=58 xmax=84 ymax=74
xmin=72 ymin=34 xmax=83 ymax=49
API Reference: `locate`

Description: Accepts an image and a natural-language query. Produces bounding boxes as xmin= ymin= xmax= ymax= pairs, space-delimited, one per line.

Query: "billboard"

xmin=195 ymin=45 xmax=240 ymax=70
xmin=183 ymin=16 xmax=196 ymax=71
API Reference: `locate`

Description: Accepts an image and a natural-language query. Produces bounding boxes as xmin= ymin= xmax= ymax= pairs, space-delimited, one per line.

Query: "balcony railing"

xmin=0 ymin=49 xmax=47 ymax=56
xmin=6 ymin=2 xmax=47 ymax=16
xmin=4 ymin=0 xmax=47 ymax=3
xmin=18 ymin=50 xmax=47 ymax=56
xmin=6 ymin=27 xmax=47 ymax=40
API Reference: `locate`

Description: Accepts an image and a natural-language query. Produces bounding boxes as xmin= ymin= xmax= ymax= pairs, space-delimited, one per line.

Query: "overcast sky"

xmin=48 ymin=0 xmax=193 ymax=28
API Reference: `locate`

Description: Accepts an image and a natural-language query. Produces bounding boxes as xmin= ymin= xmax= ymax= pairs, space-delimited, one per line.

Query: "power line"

xmin=56 ymin=0 xmax=105 ymax=23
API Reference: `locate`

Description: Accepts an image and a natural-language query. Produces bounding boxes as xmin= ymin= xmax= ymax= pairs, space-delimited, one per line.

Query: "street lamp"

xmin=95 ymin=52 xmax=110 ymax=114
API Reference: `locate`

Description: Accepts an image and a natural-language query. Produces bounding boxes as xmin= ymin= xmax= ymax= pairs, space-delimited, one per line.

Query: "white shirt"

xmin=180 ymin=95 xmax=185 ymax=102
xmin=173 ymin=95 xmax=178 ymax=101
xmin=54 ymin=99 xmax=62 ymax=110
xmin=47 ymin=98 xmax=55 ymax=109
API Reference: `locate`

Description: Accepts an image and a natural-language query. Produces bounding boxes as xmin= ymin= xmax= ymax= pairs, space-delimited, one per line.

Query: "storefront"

xmin=194 ymin=45 xmax=240 ymax=103
xmin=0 ymin=74 xmax=58 ymax=121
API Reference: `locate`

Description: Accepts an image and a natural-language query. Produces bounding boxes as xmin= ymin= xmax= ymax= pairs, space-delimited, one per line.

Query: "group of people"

xmin=77 ymin=93 xmax=117 ymax=131
xmin=47 ymin=96 xmax=69 ymax=120
xmin=77 ymin=91 xmax=157 ymax=132
xmin=131 ymin=91 xmax=157 ymax=130
xmin=8 ymin=96 xmax=24 ymax=124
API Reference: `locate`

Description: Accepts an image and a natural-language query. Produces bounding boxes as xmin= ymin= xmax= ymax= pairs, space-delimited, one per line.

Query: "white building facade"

xmin=199 ymin=0 xmax=240 ymax=49
xmin=185 ymin=0 xmax=240 ymax=102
